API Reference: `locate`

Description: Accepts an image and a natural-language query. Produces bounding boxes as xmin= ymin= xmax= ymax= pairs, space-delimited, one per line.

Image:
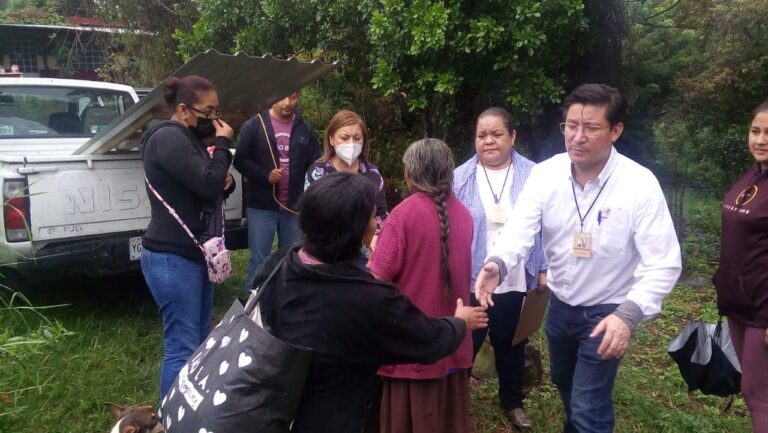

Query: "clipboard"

xmin=512 ymin=285 xmax=551 ymax=346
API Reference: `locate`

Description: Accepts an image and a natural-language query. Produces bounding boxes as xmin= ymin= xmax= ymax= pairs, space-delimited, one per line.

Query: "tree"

xmin=175 ymin=0 xmax=593 ymax=177
xmin=94 ymin=0 xmax=198 ymax=86
xmin=624 ymin=0 xmax=767 ymax=194
xmin=367 ymin=0 xmax=584 ymax=139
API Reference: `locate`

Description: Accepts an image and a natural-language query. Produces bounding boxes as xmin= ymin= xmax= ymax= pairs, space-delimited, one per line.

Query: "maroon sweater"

xmin=714 ymin=163 xmax=768 ymax=327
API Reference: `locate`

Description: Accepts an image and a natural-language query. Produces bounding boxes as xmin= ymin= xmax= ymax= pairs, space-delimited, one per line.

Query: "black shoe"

xmin=503 ymin=407 xmax=533 ymax=430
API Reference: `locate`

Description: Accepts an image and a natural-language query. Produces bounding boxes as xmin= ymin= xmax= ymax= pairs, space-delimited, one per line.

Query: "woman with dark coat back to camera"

xmin=140 ymin=75 xmax=235 ymax=398
xmin=251 ymin=172 xmax=488 ymax=433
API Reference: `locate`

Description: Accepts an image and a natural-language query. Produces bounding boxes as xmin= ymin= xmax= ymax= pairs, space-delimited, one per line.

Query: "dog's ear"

xmin=105 ymin=402 xmax=125 ymax=420
xmin=120 ymin=422 xmax=139 ymax=433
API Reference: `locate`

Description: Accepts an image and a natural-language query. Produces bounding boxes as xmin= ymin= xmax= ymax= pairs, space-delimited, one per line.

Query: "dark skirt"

xmin=379 ymin=370 xmax=470 ymax=433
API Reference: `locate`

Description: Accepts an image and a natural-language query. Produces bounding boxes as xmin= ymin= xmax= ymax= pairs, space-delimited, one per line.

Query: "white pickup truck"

xmin=0 ymin=50 xmax=338 ymax=291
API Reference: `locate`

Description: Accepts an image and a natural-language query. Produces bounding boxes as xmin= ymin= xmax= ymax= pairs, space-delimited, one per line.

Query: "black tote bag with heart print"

xmin=160 ymin=257 xmax=313 ymax=433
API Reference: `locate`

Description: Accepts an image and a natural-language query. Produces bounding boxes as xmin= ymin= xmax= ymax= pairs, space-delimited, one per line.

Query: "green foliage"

xmin=94 ymin=0 xmax=198 ymax=86
xmin=653 ymin=120 xmax=751 ymax=194
xmin=673 ymin=1 xmax=768 ymax=125
xmin=0 ymin=0 xmax=64 ymax=23
xmin=0 ymin=0 xmax=104 ymax=21
xmin=680 ymin=193 xmax=721 ymax=277
xmin=174 ymin=0 xmax=591 ymax=178
xmin=626 ymin=0 xmax=766 ymax=193
xmin=0 ymin=255 xmax=251 ymax=431
xmin=0 ymin=285 xmax=157 ymax=431
xmin=0 ymin=292 xmax=69 ymax=358
xmin=0 ymin=290 xmax=71 ymax=422
xmin=368 ymin=0 xmax=583 ymax=124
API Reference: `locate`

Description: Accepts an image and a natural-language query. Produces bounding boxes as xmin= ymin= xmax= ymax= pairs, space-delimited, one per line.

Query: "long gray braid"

xmin=403 ymin=138 xmax=456 ymax=298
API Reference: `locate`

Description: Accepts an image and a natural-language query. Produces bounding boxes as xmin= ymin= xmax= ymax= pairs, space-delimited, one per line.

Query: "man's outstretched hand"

xmin=474 ymin=262 xmax=501 ymax=308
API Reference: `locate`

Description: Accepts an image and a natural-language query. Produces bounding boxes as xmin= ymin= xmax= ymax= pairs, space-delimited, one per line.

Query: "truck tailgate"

xmin=24 ymin=155 xmax=242 ymax=243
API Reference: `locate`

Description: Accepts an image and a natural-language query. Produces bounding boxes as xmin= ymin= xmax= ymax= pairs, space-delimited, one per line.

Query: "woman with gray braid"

xmin=369 ymin=138 xmax=484 ymax=433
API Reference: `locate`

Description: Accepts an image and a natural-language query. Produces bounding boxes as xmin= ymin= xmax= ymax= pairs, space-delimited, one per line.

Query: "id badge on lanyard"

xmin=571 ymin=174 xmax=611 ymax=258
xmin=489 ymin=204 xmax=508 ymax=224
xmin=572 ymin=232 xmax=591 ymax=257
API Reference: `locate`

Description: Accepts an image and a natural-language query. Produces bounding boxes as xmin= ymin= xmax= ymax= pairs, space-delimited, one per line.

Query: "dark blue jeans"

xmin=141 ymin=249 xmax=213 ymax=398
xmin=471 ymin=291 xmax=527 ymax=409
xmin=545 ymin=296 xmax=621 ymax=433
xmin=244 ymin=207 xmax=301 ymax=293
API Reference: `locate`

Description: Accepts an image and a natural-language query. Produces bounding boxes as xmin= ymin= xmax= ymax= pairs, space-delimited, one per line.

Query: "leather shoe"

xmin=503 ymin=407 xmax=533 ymax=430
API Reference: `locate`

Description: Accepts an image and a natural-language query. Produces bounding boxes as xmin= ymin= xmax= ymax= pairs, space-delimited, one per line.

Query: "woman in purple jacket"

xmin=713 ymin=100 xmax=768 ymax=433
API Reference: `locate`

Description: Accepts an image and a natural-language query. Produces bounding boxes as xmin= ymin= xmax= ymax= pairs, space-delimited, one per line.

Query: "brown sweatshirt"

xmin=714 ymin=163 xmax=768 ymax=327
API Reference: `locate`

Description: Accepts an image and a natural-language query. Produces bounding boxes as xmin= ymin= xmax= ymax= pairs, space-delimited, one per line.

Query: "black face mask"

xmin=190 ymin=116 xmax=216 ymax=139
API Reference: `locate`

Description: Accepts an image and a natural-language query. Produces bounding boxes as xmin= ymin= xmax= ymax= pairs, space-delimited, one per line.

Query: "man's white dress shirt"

xmin=488 ymin=148 xmax=682 ymax=318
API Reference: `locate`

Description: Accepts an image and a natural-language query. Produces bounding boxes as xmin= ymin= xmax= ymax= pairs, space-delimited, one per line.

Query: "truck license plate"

xmin=129 ymin=236 xmax=143 ymax=261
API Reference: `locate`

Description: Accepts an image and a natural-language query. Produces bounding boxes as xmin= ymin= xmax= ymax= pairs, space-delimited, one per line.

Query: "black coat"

xmin=233 ymin=110 xmax=320 ymax=211
xmin=253 ymin=246 xmax=466 ymax=433
xmin=140 ymin=121 xmax=233 ymax=262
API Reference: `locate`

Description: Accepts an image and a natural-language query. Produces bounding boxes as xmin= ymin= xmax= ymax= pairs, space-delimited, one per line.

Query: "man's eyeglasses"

xmin=559 ymin=122 xmax=605 ymax=137
xmin=188 ymin=106 xmax=221 ymax=120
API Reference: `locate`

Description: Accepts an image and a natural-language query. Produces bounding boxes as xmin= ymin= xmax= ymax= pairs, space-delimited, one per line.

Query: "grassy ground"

xmin=471 ymin=284 xmax=749 ymax=433
xmin=0 ymin=247 xmax=751 ymax=432
xmin=0 ymin=250 xmax=251 ymax=433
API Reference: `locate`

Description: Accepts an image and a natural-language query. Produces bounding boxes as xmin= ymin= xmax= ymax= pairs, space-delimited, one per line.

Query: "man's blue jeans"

xmin=244 ymin=207 xmax=301 ymax=292
xmin=141 ymin=249 xmax=213 ymax=398
xmin=546 ymin=295 xmax=621 ymax=433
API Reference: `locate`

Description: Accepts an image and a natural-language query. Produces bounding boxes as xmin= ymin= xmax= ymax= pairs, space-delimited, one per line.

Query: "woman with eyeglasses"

xmin=139 ymin=75 xmax=235 ymax=398
xmin=713 ymin=100 xmax=768 ymax=433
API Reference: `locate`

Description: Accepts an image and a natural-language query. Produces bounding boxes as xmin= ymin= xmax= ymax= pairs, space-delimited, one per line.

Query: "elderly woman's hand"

xmin=454 ymin=298 xmax=488 ymax=330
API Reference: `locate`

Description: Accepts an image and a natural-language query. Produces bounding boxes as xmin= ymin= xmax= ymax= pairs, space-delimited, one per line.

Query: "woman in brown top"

xmin=713 ymin=100 xmax=768 ymax=433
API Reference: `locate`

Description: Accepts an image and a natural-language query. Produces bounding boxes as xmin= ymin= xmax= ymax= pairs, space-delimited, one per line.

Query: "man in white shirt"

xmin=475 ymin=84 xmax=682 ymax=433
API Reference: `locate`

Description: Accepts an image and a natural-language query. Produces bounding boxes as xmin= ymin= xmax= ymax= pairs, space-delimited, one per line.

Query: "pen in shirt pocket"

xmin=597 ymin=210 xmax=602 ymax=225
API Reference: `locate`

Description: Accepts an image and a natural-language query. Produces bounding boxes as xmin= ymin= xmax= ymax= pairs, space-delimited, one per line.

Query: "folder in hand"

xmin=512 ymin=285 xmax=551 ymax=346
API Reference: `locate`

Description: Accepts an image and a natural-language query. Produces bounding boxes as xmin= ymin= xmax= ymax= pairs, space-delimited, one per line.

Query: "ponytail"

xmin=161 ymin=75 xmax=217 ymax=114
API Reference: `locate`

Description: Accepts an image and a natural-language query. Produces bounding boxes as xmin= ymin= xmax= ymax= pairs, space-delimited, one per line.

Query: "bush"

xmin=681 ymin=193 xmax=721 ymax=276
xmin=0 ymin=290 xmax=71 ymax=421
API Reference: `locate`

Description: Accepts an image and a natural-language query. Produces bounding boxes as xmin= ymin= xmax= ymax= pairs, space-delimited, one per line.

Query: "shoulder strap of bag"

xmin=245 ymin=255 xmax=288 ymax=315
xmin=144 ymin=175 xmax=205 ymax=254
xmin=257 ymin=113 xmax=299 ymax=215
xmin=215 ymin=201 xmax=226 ymax=239
xmin=271 ymin=260 xmax=289 ymax=338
